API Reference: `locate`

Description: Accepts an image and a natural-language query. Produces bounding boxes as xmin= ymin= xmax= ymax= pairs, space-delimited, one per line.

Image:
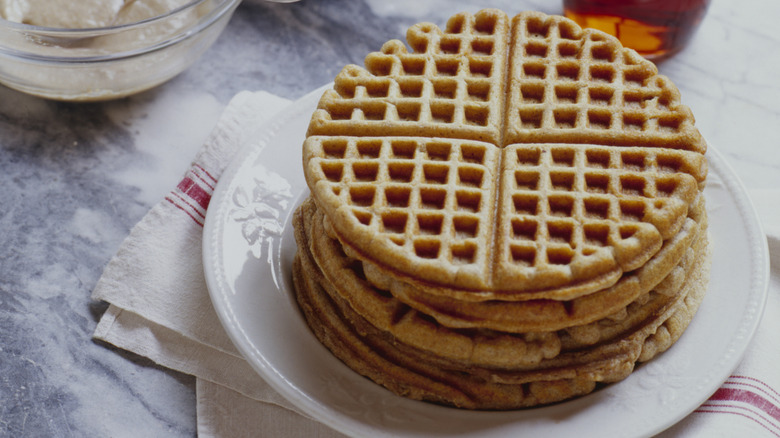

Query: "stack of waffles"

xmin=292 ymin=9 xmax=711 ymax=409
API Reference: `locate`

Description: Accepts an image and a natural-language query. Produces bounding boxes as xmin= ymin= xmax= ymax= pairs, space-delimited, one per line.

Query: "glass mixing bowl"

xmin=0 ymin=0 xmax=241 ymax=101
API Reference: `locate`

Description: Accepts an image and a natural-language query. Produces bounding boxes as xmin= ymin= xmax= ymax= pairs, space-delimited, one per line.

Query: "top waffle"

xmin=303 ymin=10 xmax=707 ymax=298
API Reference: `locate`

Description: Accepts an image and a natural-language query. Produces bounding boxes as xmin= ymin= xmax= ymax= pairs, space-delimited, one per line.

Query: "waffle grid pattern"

xmin=308 ymin=9 xmax=509 ymax=144
xmin=504 ymin=13 xmax=704 ymax=152
xmin=303 ymin=10 xmax=707 ymax=295
xmin=305 ymin=136 xmax=500 ymax=287
xmin=493 ymin=144 xmax=701 ymax=290
xmin=307 ymin=135 xmax=703 ymax=294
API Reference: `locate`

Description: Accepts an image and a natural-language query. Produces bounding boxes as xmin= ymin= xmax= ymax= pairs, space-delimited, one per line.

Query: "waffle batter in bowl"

xmin=0 ymin=0 xmax=240 ymax=101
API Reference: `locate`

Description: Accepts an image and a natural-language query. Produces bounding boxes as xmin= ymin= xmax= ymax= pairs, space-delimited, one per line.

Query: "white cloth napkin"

xmin=92 ymin=90 xmax=344 ymax=437
xmin=92 ymin=91 xmax=780 ymax=437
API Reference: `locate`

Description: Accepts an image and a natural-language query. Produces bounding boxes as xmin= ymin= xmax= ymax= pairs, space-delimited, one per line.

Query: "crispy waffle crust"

xmin=292 ymin=9 xmax=710 ymax=409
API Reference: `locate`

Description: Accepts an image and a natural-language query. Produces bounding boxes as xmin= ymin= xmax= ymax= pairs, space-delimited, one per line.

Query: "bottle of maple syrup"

xmin=563 ymin=0 xmax=711 ymax=61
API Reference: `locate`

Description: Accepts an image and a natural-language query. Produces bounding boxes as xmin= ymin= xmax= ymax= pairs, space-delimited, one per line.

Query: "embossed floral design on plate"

xmin=202 ymin=85 xmax=769 ymax=438
xmin=228 ymin=166 xmax=293 ymax=287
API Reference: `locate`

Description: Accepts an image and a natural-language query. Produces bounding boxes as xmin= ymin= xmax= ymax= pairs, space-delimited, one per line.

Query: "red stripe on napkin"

xmin=730 ymin=376 xmax=780 ymax=403
xmin=166 ymin=197 xmax=207 ymax=227
xmin=709 ymin=388 xmax=780 ymax=420
xmin=695 ymin=375 xmax=780 ymax=436
xmin=165 ymin=165 xmax=217 ymax=227
xmin=177 ymin=177 xmax=211 ymax=211
xmin=193 ymin=164 xmax=217 ymax=190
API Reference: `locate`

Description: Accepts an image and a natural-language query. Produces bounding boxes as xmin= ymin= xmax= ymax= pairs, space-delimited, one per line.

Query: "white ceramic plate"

xmin=203 ymin=85 xmax=769 ymax=438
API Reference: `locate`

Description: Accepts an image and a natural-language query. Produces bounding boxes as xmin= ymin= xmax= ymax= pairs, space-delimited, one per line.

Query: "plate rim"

xmin=203 ymin=85 xmax=770 ymax=438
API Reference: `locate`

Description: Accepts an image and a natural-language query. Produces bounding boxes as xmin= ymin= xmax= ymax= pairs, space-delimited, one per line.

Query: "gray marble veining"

xmin=1 ymin=0 xmax=778 ymax=436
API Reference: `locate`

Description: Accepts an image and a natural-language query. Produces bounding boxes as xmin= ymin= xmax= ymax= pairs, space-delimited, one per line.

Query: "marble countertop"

xmin=1 ymin=0 xmax=778 ymax=436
